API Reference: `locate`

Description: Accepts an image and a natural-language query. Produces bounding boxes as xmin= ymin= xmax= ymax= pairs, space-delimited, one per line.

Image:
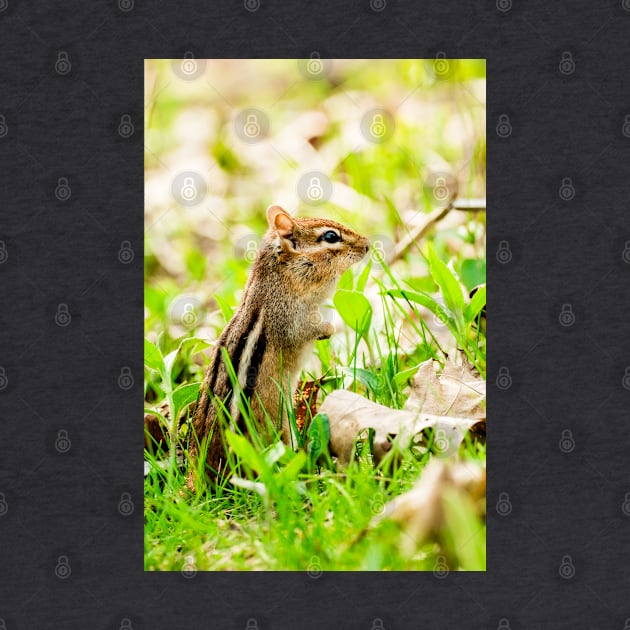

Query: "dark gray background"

xmin=1 ymin=0 xmax=629 ymax=628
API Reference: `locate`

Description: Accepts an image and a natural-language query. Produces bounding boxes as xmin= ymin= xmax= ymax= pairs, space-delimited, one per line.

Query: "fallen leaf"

xmin=405 ymin=358 xmax=485 ymax=420
xmin=319 ymin=389 xmax=483 ymax=466
xmin=293 ymin=379 xmax=321 ymax=433
xmin=373 ymin=458 xmax=486 ymax=556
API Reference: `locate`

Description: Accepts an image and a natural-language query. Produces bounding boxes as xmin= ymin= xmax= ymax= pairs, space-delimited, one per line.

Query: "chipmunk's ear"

xmin=267 ymin=205 xmax=294 ymax=239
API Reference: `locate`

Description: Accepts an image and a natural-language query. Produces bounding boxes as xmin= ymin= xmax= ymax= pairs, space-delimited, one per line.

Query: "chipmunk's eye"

xmin=321 ymin=230 xmax=341 ymax=244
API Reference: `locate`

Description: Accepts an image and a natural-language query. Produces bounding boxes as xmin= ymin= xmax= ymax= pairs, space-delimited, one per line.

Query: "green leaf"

xmin=307 ymin=413 xmax=331 ymax=468
xmin=460 ymin=258 xmax=486 ymax=292
xmin=333 ymin=289 xmax=372 ymax=338
xmin=442 ymin=487 xmax=486 ymax=571
xmin=386 ymin=289 xmax=457 ymax=332
xmin=163 ymin=349 xmax=178 ymax=382
xmin=177 ymin=336 xmax=211 ymax=357
xmin=355 ymin=257 xmax=372 ymax=293
xmin=225 ymin=430 xmax=268 ymax=478
xmin=465 ymin=284 xmax=486 ymax=323
xmin=163 ymin=337 xmax=211 ymax=383
xmin=172 ymin=382 xmax=201 ymax=418
xmin=264 ymin=441 xmax=287 ymax=467
xmin=427 ymin=246 xmax=464 ymax=314
xmin=337 ymin=268 xmax=354 ymax=291
xmin=144 ymin=338 xmax=164 ymax=373
xmin=338 ymin=367 xmax=384 ymax=393
xmin=393 ymin=365 xmax=420 ymax=388
xmin=143 ymin=407 xmax=168 ymax=425
xmin=213 ymin=293 xmax=235 ymax=324
xmin=278 ymin=450 xmax=307 ymax=482
xmin=405 ymin=275 xmax=436 ymax=293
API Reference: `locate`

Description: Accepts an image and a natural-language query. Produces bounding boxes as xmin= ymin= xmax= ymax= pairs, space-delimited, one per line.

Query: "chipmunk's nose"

xmin=363 ymin=239 xmax=370 ymax=254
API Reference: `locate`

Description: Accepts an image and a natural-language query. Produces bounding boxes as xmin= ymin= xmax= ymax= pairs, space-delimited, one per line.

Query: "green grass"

xmin=144 ymin=251 xmax=486 ymax=572
xmin=144 ymin=59 xmax=486 ymax=571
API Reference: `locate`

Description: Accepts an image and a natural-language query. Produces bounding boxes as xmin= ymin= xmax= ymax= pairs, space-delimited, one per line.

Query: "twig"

xmin=386 ymin=197 xmax=486 ymax=265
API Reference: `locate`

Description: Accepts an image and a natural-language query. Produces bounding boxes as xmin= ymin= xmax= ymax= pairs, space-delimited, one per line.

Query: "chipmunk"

xmin=188 ymin=205 xmax=370 ymax=485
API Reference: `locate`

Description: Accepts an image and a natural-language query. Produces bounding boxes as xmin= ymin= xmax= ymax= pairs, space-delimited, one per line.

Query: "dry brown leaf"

xmin=293 ymin=379 xmax=321 ymax=433
xmin=319 ymin=389 xmax=482 ymax=466
xmin=373 ymin=459 xmax=486 ymax=553
xmin=405 ymin=358 xmax=485 ymax=420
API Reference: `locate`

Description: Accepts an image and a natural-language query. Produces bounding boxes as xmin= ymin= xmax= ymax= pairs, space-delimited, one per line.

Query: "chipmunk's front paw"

xmin=316 ymin=322 xmax=335 ymax=340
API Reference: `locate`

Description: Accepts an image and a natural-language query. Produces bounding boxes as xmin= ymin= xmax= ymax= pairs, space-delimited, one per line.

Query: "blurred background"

xmin=144 ymin=58 xmax=486 ymax=360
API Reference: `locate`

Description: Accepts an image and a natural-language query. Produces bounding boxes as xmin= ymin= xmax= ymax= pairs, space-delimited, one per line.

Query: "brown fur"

xmin=188 ymin=205 xmax=369 ymax=487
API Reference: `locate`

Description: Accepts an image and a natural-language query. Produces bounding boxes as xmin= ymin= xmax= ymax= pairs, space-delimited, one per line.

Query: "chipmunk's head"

xmin=264 ymin=205 xmax=369 ymax=292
